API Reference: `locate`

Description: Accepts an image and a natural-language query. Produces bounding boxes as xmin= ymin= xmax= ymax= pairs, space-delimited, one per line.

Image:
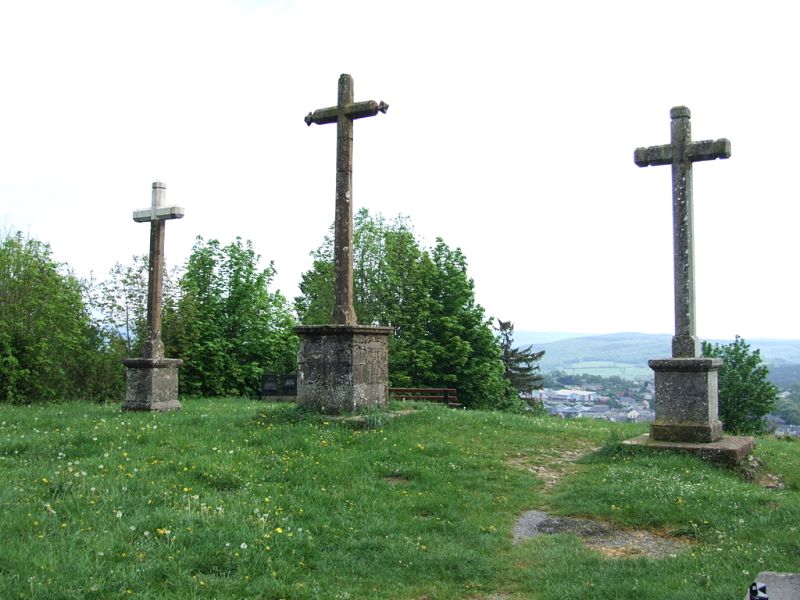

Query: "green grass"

xmin=0 ymin=399 xmax=797 ymax=599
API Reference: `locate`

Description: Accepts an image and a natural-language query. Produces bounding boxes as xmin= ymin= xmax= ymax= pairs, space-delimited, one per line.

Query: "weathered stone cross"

xmin=132 ymin=182 xmax=185 ymax=359
xmin=305 ymin=73 xmax=388 ymax=325
xmin=635 ymin=106 xmax=730 ymax=358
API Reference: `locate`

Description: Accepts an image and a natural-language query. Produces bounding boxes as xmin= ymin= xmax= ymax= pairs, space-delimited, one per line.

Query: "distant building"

xmin=559 ymin=407 xmax=583 ymax=419
xmin=555 ymin=389 xmax=597 ymax=403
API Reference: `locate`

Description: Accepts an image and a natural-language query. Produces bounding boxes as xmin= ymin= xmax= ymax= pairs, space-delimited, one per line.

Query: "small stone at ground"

xmin=744 ymin=572 xmax=800 ymax=600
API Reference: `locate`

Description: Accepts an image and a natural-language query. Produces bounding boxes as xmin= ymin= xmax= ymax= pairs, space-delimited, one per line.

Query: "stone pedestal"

xmin=295 ymin=324 xmax=392 ymax=414
xmin=122 ymin=358 xmax=183 ymax=412
xmin=648 ymin=357 xmax=723 ymax=442
xmin=744 ymin=572 xmax=800 ymax=600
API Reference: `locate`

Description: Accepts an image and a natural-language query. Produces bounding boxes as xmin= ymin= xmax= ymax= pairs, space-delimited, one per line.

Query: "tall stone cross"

xmin=305 ymin=73 xmax=388 ymax=325
xmin=132 ymin=182 xmax=185 ymax=359
xmin=635 ymin=106 xmax=730 ymax=358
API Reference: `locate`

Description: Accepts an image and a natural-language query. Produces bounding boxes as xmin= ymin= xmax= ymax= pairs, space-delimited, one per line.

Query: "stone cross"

xmin=305 ymin=73 xmax=388 ymax=325
xmin=635 ymin=106 xmax=730 ymax=358
xmin=132 ymin=182 xmax=185 ymax=359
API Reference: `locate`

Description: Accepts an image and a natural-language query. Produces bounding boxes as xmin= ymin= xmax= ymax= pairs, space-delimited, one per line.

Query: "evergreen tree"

xmin=495 ymin=319 xmax=545 ymax=393
xmin=702 ymin=336 xmax=778 ymax=435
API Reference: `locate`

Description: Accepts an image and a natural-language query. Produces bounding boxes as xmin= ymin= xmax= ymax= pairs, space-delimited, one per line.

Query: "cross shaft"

xmin=635 ymin=106 xmax=730 ymax=358
xmin=305 ymin=74 xmax=387 ymax=325
xmin=132 ymin=182 xmax=184 ymax=359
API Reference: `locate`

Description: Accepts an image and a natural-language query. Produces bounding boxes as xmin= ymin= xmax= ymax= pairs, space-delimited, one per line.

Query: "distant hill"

xmin=511 ymin=331 xmax=589 ymax=346
xmin=517 ymin=331 xmax=800 ymax=388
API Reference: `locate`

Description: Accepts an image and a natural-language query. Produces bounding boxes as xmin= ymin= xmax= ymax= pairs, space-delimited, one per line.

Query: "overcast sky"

xmin=1 ymin=0 xmax=798 ymax=340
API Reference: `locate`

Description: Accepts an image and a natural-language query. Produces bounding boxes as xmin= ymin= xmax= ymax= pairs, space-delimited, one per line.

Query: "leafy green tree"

xmin=702 ymin=336 xmax=778 ymax=435
xmin=0 ymin=231 xmax=122 ymax=403
xmin=91 ymin=255 xmax=149 ymax=356
xmin=495 ymin=319 xmax=545 ymax=392
xmin=296 ymin=209 xmax=508 ymax=409
xmin=425 ymin=239 xmax=507 ymax=409
xmin=168 ymin=237 xmax=297 ymax=397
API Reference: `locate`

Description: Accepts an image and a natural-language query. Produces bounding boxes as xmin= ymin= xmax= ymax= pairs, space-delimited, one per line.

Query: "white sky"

xmin=1 ymin=0 xmax=798 ymax=340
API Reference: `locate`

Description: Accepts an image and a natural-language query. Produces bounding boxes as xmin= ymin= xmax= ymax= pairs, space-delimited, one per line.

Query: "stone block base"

xmin=624 ymin=433 xmax=755 ymax=466
xmin=649 ymin=357 xmax=723 ymax=442
xmin=122 ymin=358 xmax=183 ymax=412
xmin=743 ymin=572 xmax=800 ymax=600
xmin=295 ymin=324 xmax=392 ymax=414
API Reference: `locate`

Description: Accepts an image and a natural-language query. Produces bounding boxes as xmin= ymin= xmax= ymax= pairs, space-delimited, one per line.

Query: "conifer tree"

xmin=495 ymin=319 xmax=545 ymax=393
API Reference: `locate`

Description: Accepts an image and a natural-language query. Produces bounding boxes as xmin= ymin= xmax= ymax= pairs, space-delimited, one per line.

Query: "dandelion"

xmin=240 ymin=543 xmax=247 ymax=549
xmin=275 ymin=527 xmax=283 ymax=534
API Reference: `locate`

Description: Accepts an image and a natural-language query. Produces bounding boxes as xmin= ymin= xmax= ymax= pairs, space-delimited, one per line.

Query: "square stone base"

xmin=743 ymin=572 xmax=800 ymax=600
xmin=624 ymin=433 xmax=755 ymax=466
xmin=122 ymin=358 xmax=183 ymax=412
xmin=649 ymin=357 xmax=723 ymax=442
xmin=295 ymin=324 xmax=392 ymax=414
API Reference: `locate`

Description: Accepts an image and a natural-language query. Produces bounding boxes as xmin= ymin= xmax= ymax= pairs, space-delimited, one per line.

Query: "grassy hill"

xmin=1 ymin=398 xmax=798 ymax=599
xmin=521 ymin=332 xmax=800 ymax=385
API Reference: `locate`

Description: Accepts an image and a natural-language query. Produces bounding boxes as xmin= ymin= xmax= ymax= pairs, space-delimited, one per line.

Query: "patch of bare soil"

xmin=739 ymin=456 xmax=785 ymax=490
xmin=513 ymin=510 xmax=691 ymax=559
xmin=382 ymin=476 xmax=411 ymax=485
xmin=505 ymin=444 xmax=597 ymax=491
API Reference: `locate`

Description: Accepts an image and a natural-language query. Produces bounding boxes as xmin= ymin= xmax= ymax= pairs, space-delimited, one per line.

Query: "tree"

xmin=168 ymin=237 xmax=298 ymax=397
xmin=702 ymin=336 xmax=778 ymax=435
xmin=774 ymin=385 xmax=800 ymax=426
xmin=296 ymin=209 xmax=508 ymax=409
xmin=495 ymin=319 xmax=545 ymax=393
xmin=0 ymin=231 xmax=123 ymax=403
xmin=425 ymin=239 xmax=507 ymax=409
xmin=91 ymin=255 xmax=149 ymax=356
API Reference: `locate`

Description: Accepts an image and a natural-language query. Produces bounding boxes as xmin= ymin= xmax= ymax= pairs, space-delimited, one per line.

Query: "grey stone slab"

xmin=624 ymin=433 xmax=754 ymax=466
xmin=744 ymin=572 xmax=800 ymax=600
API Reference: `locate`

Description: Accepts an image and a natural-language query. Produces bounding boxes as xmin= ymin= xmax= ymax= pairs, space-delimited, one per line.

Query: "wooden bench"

xmin=388 ymin=388 xmax=462 ymax=408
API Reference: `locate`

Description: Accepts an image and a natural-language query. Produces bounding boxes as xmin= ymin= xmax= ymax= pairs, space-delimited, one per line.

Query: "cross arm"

xmin=305 ymin=100 xmax=389 ymax=126
xmin=634 ymin=144 xmax=673 ymax=167
xmin=686 ymin=138 xmax=731 ymax=162
xmin=133 ymin=206 xmax=186 ymax=222
xmin=634 ymin=138 xmax=731 ymax=167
